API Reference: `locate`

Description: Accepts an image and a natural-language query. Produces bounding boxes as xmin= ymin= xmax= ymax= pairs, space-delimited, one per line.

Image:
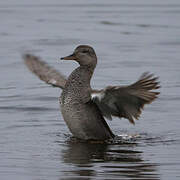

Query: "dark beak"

xmin=60 ymin=53 xmax=76 ymax=60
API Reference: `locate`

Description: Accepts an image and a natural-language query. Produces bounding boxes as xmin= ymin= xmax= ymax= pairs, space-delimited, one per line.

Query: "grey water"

xmin=0 ymin=0 xmax=180 ymax=179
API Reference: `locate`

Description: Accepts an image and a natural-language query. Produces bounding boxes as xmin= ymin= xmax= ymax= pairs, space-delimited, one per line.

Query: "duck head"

xmin=61 ymin=45 xmax=97 ymax=68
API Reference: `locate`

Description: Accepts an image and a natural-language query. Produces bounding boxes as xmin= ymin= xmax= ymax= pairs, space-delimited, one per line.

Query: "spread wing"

xmin=91 ymin=72 xmax=160 ymax=124
xmin=23 ymin=54 xmax=67 ymax=89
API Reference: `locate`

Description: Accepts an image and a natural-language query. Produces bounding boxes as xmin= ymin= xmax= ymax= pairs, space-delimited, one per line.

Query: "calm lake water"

xmin=0 ymin=0 xmax=180 ymax=179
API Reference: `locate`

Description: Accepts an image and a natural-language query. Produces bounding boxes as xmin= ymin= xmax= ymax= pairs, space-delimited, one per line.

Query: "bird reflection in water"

xmin=60 ymin=139 xmax=160 ymax=180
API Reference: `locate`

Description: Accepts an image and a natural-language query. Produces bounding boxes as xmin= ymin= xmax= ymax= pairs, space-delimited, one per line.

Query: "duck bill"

xmin=60 ymin=54 xmax=76 ymax=60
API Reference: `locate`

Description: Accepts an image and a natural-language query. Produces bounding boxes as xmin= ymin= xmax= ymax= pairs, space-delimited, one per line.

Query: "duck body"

xmin=24 ymin=45 xmax=160 ymax=141
xmin=60 ymin=66 xmax=114 ymax=140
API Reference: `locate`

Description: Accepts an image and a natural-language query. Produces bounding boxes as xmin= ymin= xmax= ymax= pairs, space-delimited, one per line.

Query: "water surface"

xmin=0 ymin=0 xmax=180 ymax=179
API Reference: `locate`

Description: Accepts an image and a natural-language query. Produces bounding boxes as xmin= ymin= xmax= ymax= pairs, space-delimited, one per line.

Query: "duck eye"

xmin=82 ymin=50 xmax=89 ymax=54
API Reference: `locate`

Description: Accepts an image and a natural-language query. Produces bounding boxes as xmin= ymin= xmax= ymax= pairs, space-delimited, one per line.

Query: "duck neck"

xmin=80 ymin=65 xmax=95 ymax=82
xmin=67 ymin=64 xmax=96 ymax=87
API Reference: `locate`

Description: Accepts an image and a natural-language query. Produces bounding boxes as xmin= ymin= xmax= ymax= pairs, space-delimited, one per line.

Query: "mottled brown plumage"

xmin=24 ymin=45 xmax=160 ymax=140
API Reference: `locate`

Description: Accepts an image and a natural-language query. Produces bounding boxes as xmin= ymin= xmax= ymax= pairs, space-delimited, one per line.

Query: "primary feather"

xmin=23 ymin=54 xmax=67 ymax=89
xmin=91 ymin=72 xmax=160 ymax=124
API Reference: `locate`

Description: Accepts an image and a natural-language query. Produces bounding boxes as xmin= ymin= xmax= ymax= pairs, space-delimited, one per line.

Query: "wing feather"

xmin=23 ymin=54 xmax=67 ymax=89
xmin=91 ymin=72 xmax=160 ymax=124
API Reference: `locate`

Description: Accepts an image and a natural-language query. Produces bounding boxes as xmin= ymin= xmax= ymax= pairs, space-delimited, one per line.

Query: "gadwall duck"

xmin=24 ymin=45 xmax=160 ymax=140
